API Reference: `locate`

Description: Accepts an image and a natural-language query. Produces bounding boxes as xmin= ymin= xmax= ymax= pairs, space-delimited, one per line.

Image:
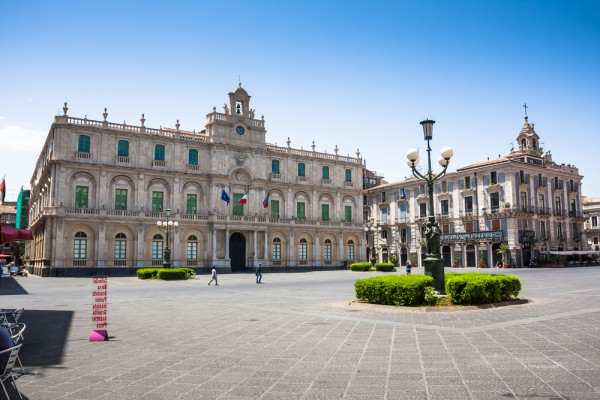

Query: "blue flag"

xmin=221 ymin=189 xmax=230 ymax=205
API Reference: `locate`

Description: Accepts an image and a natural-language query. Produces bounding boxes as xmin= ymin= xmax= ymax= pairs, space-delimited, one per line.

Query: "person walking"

xmin=255 ymin=263 xmax=263 ymax=284
xmin=208 ymin=267 xmax=218 ymax=286
xmin=406 ymin=260 xmax=412 ymax=275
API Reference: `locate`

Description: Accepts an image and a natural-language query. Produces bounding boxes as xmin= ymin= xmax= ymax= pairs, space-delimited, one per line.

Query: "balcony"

xmin=187 ymin=163 xmax=200 ymax=172
xmin=152 ymin=160 xmax=166 ymax=168
xmin=75 ymin=151 xmax=91 ymax=160
xmin=271 ymin=173 xmax=281 ymax=180
xmin=537 ymin=207 xmax=551 ymax=217
xmin=519 ymin=230 xmax=536 ymax=243
xmin=568 ymin=211 xmax=583 ymax=218
xmin=116 ymin=156 xmax=129 ymax=164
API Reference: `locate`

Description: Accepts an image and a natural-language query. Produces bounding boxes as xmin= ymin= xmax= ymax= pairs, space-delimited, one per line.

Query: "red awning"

xmin=0 ymin=226 xmax=34 ymax=243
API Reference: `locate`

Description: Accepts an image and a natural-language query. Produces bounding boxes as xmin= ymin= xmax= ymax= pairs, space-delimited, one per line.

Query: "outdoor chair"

xmin=0 ymin=309 xmax=24 ymax=328
xmin=6 ymin=324 xmax=25 ymax=375
xmin=0 ymin=344 xmax=23 ymax=400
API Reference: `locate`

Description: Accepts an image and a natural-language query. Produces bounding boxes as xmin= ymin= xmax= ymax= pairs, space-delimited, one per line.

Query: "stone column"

xmin=212 ymin=229 xmax=217 ymax=260
xmin=264 ymin=231 xmax=268 ymax=261
xmin=225 ymin=229 xmax=230 ymax=260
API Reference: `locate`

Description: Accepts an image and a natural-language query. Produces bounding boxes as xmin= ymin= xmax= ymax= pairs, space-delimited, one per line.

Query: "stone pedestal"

xmin=424 ymin=255 xmax=445 ymax=294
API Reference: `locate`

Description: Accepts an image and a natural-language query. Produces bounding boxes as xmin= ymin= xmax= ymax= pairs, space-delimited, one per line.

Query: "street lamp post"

xmin=156 ymin=208 xmax=179 ymax=268
xmin=364 ymin=219 xmax=381 ymax=268
xmin=406 ymin=120 xmax=453 ymax=293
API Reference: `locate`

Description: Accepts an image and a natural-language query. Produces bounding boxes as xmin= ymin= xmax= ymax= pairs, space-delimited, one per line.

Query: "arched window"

xmin=74 ymin=231 xmax=87 ymax=259
xmin=322 ymin=166 xmax=329 ymax=180
xmin=188 ymin=149 xmax=198 ymax=165
xmin=347 ymin=239 xmax=355 ymax=260
xmin=154 ymin=144 xmax=165 ymax=161
xmin=532 ymin=139 xmax=537 ymax=150
xmin=299 ymin=238 xmax=307 ymax=260
xmin=521 ymin=139 xmax=526 ymax=150
xmin=118 ymin=140 xmax=129 ymax=157
xmin=324 ymin=239 xmax=332 ymax=260
xmin=152 ymin=234 xmax=164 ymax=260
xmin=272 ymin=237 xmax=281 ymax=260
xmin=78 ymin=135 xmax=90 ymax=153
xmin=187 ymin=235 xmax=198 ymax=260
xmin=272 ymin=160 xmax=280 ymax=174
xmin=115 ymin=233 xmax=126 ymax=259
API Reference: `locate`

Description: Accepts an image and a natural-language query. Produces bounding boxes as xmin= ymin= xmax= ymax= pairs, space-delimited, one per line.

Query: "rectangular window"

xmin=324 ymin=245 xmax=331 ymax=260
xmin=592 ymin=216 xmax=598 ymax=228
xmin=419 ymin=203 xmax=427 ymax=218
xmin=491 ymin=171 xmax=497 ymax=185
xmin=399 ymin=204 xmax=406 ymax=222
xmin=381 ymin=192 xmax=386 ymax=203
xmin=186 ymin=194 xmax=197 ymax=214
xmin=441 ymin=200 xmax=449 ymax=215
xmin=520 ymin=170 xmax=526 ymax=184
xmin=539 ymin=194 xmax=545 ymax=211
xmin=272 ymin=243 xmax=281 ymax=260
xmin=118 ymin=140 xmax=129 ymax=157
xmin=299 ymin=244 xmax=307 ymax=260
xmin=381 ymin=207 xmax=387 ymax=223
xmin=347 ymin=244 xmax=354 ymax=260
xmin=187 ymin=242 xmax=197 ymax=259
xmin=492 ymin=219 xmax=500 ymax=230
xmin=540 ymin=221 xmax=547 ymax=238
xmin=154 ymin=145 xmax=165 ymax=161
xmin=538 ymin=174 xmax=543 ymax=186
xmin=297 ymin=202 xmax=305 ymax=219
xmin=78 ymin=135 xmax=90 ymax=153
xmin=74 ymin=239 xmax=87 ymax=258
xmin=381 ymin=230 xmax=388 ymax=239
xmin=400 ymin=188 xmax=406 ymax=199
xmin=490 ymin=192 xmax=500 ymax=210
xmin=465 ymin=176 xmax=471 ymax=189
xmin=271 ymin=200 xmax=280 ymax=219
xmin=152 ymin=191 xmax=163 ymax=212
xmin=558 ymin=223 xmax=563 ymax=238
xmin=298 ymin=163 xmax=305 ymax=177
xmin=75 ymin=186 xmax=88 ymax=208
xmin=345 ymin=169 xmax=351 ymax=182
xmin=345 ymin=206 xmax=352 ymax=222
xmin=466 ymin=222 xmax=474 ymax=232
xmin=400 ymin=228 xmax=407 ymax=243
xmin=233 ymin=193 xmax=244 ymax=216
xmin=441 ymin=181 xmax=447 ymax=192
xmin=114 ymin=240 xmax=126 ymax=259
xmin=115 ymin=189 xmax=127 ymax=210
xmin=521 ymin=192 xmax=528 ymax=211
xmin=442 ymin=224 xmax=450 ymax=234
xmin=188 ymin=149 xmax=198 ymax=165
xmin=272 ymin=160 xmax=279 ymax=174
xmin=465 ymin=196 xmax=473 ymax=213
xmin=152 ymin=240 xmax=163 ymax=259
xmin=321 ymin=204 xmax=329 ymax=221
xmin=555 ymin=196 xmax=561 ymax=212
xmin=322 ymin=166 xmax=329 ymax=179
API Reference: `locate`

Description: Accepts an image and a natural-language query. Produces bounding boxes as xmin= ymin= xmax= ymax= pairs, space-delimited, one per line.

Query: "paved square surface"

xmin=1 ymin=267 xmax=599 ymax=399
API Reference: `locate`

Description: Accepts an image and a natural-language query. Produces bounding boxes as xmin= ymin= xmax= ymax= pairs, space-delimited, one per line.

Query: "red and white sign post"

xmin=90 ymin=276 xmax=108 ymax=341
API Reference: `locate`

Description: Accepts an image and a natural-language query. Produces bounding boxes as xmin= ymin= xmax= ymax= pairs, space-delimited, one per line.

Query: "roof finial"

xmin=523 ymin=102 xmax=528 ymax=116
xmin=63 ymin=102 xmax=68 ymax=116
xmin=238 ymin=75 xmax=242 ymax=87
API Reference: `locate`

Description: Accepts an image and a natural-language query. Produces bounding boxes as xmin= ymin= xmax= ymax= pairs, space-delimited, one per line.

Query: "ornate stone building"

xmin=25 ymin=85 xmax=364 ymax=276
xmin=364 ymin=116 xmax=586 ymax=268
xmin=583 ymin=197 xmax=600 ymax=251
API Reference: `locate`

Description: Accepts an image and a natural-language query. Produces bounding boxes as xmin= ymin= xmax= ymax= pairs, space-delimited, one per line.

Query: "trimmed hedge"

xmin=350 ymin=263 xmax=397 ymax=272
xmin=137 ymin=268 xmax=195 ymax=280
xmin=355 ymin=275 xmax=434 ymax=306
xmin=445 ymin=273 xmax=521 ymax=305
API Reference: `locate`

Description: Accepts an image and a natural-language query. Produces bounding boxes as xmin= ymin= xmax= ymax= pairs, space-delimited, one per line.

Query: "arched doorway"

xmin=466 ymin=244 xmax=476 ymax=267
xmin=400 ymin=247 xmax=408 ymax=266
xmin=229 ymin=232 xmax=246 ymax=271
xmin=442 ymin=245 xmax=451 ymax=267
xmin=492 ymin=243 xmax=502 ymax=265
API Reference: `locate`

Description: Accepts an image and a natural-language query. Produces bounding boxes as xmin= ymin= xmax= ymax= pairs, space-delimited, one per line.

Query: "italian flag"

xmin=239 ymin=191 xmax=248 ymax=204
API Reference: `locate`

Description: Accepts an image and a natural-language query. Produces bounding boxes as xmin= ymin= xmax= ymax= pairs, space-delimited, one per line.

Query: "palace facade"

xmin=25 ymin=85 xmax=365 ymax=276
xmin=364 ymin=116 xmax=586 ymax=268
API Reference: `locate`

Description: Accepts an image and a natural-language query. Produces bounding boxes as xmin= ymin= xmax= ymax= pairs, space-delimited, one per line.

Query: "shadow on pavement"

xmin=0 ymin=276 xmax=29 ymax=295
xmin=20 ymin=309 xmax=74 ymax=367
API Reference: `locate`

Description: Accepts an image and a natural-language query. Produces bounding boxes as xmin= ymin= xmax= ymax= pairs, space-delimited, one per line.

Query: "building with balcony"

xmin=583 ymin=196 xmax=600 ymax=251
xmin=25 ymin=85 xmax=365 ymax=276
xmin=364 ymin=116 xmax=586 ymax=268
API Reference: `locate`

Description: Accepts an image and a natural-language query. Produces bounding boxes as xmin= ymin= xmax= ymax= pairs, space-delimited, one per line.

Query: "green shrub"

xmin=137 ymin=267 xmax=195 ymax=280
xmin=355 ymin=275 xmax=434 ymax=306
xmin=350 ymin=263 xmax=372 ymax=271
xmin=137 ymin=268 xmax=160 ymax=279
xmin=445 ymin=273 xmax=521 ymax=305
xmin=375 ymin=263 xmax=396 ymax=272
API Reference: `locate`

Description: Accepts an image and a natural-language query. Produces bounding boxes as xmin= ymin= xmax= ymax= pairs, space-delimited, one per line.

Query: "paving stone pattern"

xmin=1 ymin=267 xmax=599 ymax=399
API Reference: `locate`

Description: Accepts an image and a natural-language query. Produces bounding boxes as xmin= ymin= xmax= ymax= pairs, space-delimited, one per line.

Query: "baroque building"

xmin=25 ymin=85 xmax=364 ymax=276
xmin=583 ymin=197 xmax=600 ymax=251
xmin=364 ymin=116 xmax=586 ymax=268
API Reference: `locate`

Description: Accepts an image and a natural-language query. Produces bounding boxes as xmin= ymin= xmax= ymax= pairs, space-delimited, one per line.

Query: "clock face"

xmin=236 ymin=126 xmax=245 ymax=135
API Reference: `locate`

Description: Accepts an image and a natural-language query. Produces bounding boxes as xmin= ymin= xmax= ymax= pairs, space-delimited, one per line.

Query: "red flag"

xmin=0 ymin=178 xmax=5 ymax=205
xmin=263 ymin=192 xmax=270 ymax=208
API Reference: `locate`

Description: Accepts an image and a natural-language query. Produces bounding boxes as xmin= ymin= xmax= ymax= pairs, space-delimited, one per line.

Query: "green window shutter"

xmin=322 ymin=204 xmax=329 ymax=221
xmin=322 ymin=166 xmax=329 ymax=179
xmin=186 ymin=194 xmax=197 ymax=214
xmin=118 ymin=140 xmax=129 ymax=157
xmin=345 ymin=206 xmax=352 ymax=222
xmin=152 ymin=191 xmax=163 ymax=212
xmin=188 ymin=149 xmax=198 ymax=165
xmin=271 ymin=200 xmax=279 ymax=218
xmin=78 ymin=135 xmax=90 ymax=153
xmin=297 ymin=202 xmax=305 ymax=219
xmin=155 ymin=145 xmax=165 ymax=161
xmin=115 ymin=189 xmax=127 ymax=210
xmin=75 ymin=186 xmax=88 ymax=208
xmin=233 ymin=193 xmax=244 ymax=216
xmin=298 ymin=163 xmax=305 ymax=177
xmin=345 ymin=169 xmax=352 ymax=182
xmin=272 ymin=160 xmax=279 ymax=174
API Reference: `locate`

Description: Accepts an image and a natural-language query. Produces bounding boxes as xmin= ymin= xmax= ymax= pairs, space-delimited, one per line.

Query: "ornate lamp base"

xmin=424 ymin=254 xmax=445 ymax=294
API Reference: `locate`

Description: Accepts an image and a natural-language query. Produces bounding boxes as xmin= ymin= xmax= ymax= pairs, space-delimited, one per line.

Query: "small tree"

xmin=496 ymin=243 xmax=509 ymax=265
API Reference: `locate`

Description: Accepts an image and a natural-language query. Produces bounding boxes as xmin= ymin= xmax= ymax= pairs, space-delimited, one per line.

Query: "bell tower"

xmin=205 ymin=84 xmax=266 ymax=148
xmin=515 ymin=115 xmax=542 ymax=157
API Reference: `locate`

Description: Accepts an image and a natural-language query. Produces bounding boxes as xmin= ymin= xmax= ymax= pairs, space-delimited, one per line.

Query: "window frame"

xmin=154 ymin=144 xmax=165 ymax=161
xmin=78 ymin=135 xmax=90 ymax=153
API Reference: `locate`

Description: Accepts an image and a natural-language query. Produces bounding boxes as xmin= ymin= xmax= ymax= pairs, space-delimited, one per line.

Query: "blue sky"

xmin=1 ymin=0 xmax=599 ymax=201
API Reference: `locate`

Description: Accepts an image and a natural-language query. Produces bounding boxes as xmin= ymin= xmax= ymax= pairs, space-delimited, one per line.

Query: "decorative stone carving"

xmin=234 ymin=152 xmax=248 ymax=166
xmin=223 ymin=103 xmax=229 ymax=114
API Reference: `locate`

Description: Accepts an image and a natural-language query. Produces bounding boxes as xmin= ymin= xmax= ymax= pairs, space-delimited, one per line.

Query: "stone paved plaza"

xmin=1 ymin=267 xmax=600 ymax=400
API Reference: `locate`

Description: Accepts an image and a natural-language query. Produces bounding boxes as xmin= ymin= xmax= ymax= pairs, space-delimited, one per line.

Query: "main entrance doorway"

xmin=229 ymin=232 xmax=246 ymax=271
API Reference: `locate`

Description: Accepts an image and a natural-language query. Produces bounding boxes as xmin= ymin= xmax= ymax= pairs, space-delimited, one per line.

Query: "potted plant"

xmin=504 ymin=202 xmax=511 ymax=208
xmin=452 ymin=259 xmax=458 ymax=268
xmin=496 ymin=243 xmax=510 ymax=268
xmin=479 ymin=250 xmax=486 ymax=268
